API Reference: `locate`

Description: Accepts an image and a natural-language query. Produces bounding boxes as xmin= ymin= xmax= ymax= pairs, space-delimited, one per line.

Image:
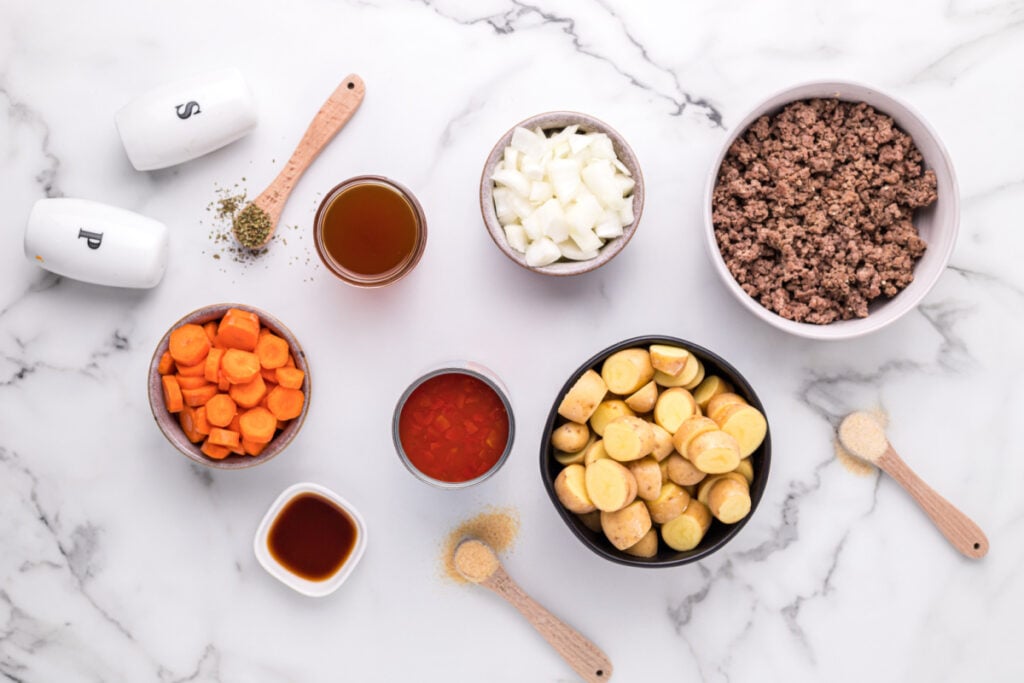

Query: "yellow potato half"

xmin=554 ymin=464 xmax=596 ymax=514
xmin=589 ymin=399 xmax=635 ymax=436
xmin=558 ymin=369 xmax=608 ymax=424
xmin=688 ymin=430 xmax=742 ymax=474
xmin=601 ymin=349 xmax=655 ymax=395
xmin=623 ymin=528 xmax=659 ymax=558
xmin=601 ymin=500 xmax=652 ymax=551
xmin=661 ymin=500 xmax=712 ymax=551
xmin=603 ymin=416 xmax=656 ymax=462
xmin=654 ymin=387 xmax=698 ymax=435
xmin=715 ymin=404 xmax=767 ymax=458
xmin=585 ymin=458 xmax=638 ymax=512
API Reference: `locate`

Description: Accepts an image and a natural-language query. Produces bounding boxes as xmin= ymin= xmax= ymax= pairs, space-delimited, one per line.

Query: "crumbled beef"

xmin=712 ymin=99 xmax=936 ymax=324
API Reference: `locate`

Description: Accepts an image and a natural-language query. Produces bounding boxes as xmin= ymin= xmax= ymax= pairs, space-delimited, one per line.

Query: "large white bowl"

xmin=703 ymin=80 xmax=959 ymax=340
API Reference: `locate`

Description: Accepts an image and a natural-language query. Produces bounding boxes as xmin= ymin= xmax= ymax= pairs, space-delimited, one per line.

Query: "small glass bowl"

xmin=392 ymin=362 xmax=515 ymax=489
xmin=313 ymin=175 xmax=427 ymax=288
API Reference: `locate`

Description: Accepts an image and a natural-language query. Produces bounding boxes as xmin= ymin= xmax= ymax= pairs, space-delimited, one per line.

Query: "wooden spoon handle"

xmin=879 ymin=447 xmax=989 ymax=559
xmin=256 ymin=74 xmax=366 ymax=219
xmin=486 ymin=570 xmax=612 ymax=682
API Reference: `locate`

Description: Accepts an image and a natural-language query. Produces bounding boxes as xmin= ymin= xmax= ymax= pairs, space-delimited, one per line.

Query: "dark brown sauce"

xmin=267 ymin=493 xmax=358 ymax=582
xmin=320 ymin=182 xmax=418 ymax=276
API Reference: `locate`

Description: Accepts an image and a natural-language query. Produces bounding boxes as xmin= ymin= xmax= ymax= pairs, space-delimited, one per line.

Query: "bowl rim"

xmin=392 ymin=363 xmax=515 ymax=489
xmin=539 ymin=335 xmax=771 ymax=568
xmin=252 ymin=482 xmax=368 ymax=597
xmin=147 ymin=303 xmax=311 ymax=470
xmin=702 ymin=78 xmax=960 ymax=340
xmin=479 ymin=110 xmax=645 ymax=277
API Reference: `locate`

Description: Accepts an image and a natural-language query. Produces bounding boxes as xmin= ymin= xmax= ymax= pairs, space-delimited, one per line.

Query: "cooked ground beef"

xmin=712 ymin=98 xmax=937 ymax=324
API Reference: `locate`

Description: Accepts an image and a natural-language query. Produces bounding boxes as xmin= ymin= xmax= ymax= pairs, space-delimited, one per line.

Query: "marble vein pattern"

xmin=1 ymin=0 xmax=1023 ymax=681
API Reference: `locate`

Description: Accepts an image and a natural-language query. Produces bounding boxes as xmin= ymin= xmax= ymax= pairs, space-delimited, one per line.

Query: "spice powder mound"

xmin=835 ymin=407 xmax=890 ymax=474
xmin=233 ymin=203 xmax=273 ymax=248
xmin=453 ymin=539 xmax=499 ymax=583
xmin=441 ymin=507 xmax=519 ymax=584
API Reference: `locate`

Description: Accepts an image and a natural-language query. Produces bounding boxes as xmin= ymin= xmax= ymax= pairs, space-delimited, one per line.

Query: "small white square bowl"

xmin=253 ymin=482 xmax=368 ymax=597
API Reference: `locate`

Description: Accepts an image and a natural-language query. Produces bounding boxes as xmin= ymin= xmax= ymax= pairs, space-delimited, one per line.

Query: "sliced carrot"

xmin=169 ymin=323 xmax=211 ymax=366
xmin=266 ymin=386 xmax=305 ymax=421
xmin=217 ymin=371 xmax=230 ymax=392
xmin=175 ymin=374 xmax=209 ymax=390
xmin=221 ymin=349 xmax=261 ymax=384
xmin=207 ymin=428 xmax=240 ymax=449
xmin=242 ymin=438 xmax=267 ymax=456
xmin=181 ymin=383 xmax=218 ymax=407
xmin=203 ymin=321 xmax=218 ymax=343
xmin=205 ymin=393 xmax=237 ymax=428
xmin=230 ymin=375 xmax=266 ymax=409
xmin=275 ymin=367 xmax=305 ymax=390
xmin=201 ymin=439 xmax=231 ymax=460
xmin=212 ymin=335 xmax=228 ymax=350
xmin=194 ymin=406 xmax=212 ymax=436
xmin=176 ymin=360 xmax=206 ymax=378
xmin=178 ymin=407 xmax=204 ymax=443
xmin=229 ymin=414 xmax=243 ymax=434
xmin=157 ymin=351 xmax=174 ymax=375
xmin=261 ymin=365 xmax=279 ymax=384
xmin=224 ymin=308 xmax=260 ymax=327
xmin=285 ymin=354 xmax=295 ymax=368
xmin=162 ymin=375 xmax=184 ymax=413
xmin=239 ymin=407 xmax=277 ymax=444
xmin=255 ymin=333 xmax=290 ymax=369
xmin=216 ymin=311 xmax=259 ymax=351
xmin=204 ymin=348 xmax=224 ymax=384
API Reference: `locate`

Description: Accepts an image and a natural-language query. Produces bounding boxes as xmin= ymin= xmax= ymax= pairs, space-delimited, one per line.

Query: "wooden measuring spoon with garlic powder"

xmin=233 ymin=74 xmax=366 ymax=249
xmin=838 ymin=412 xmax=989 ymax=559
xmin=453 ymin=539 xmax=613 ymax=682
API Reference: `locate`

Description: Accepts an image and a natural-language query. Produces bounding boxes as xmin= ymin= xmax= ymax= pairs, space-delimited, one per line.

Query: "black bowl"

xmin=540 ymin=335 xmax=771 ymax=568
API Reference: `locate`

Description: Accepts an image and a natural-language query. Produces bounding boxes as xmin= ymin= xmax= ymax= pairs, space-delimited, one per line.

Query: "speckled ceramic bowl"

xmin=148 ymin=303 xmax=310 ymax=470
xmin=704 ymin=80 xmax=959 ymax=340
xmin=480 ymin=111 xmax=644 ymax=276
xmin=540 ymin=335 xmax=770 ymax=568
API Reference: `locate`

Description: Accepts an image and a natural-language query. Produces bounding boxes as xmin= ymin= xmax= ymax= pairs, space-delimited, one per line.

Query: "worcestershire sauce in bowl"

xmin=314 ymin=176 xmax=427 ymax=287
xmin=267 ymin=492 xmax=358 ymax=581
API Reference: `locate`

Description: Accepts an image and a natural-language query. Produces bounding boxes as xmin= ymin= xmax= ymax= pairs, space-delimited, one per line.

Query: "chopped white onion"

xmin=492 ymin=125 xmax=635 ymax=266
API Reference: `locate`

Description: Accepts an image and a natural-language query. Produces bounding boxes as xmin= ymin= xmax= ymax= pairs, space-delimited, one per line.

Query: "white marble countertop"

xmin=2 ymin=1 xmax=1023 ymax=681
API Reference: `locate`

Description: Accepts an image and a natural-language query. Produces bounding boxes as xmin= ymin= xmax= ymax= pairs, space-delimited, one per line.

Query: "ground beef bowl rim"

xmin=702 ymin=79 xmax=960 ymax=341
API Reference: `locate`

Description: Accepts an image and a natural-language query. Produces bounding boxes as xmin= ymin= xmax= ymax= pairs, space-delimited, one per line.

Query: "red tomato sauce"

xmin=398 ymin=372 xmax=510 ymax=483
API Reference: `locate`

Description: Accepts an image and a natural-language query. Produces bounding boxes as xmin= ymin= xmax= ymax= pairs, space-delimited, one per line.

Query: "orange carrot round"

xmin=208 ymin=428 xmax=241 ymax=449
xmin=242 ymin=438 xmax=267 ymax=456
xmin=275 ymin=367 xmax=305 ymax=390
xmin=255 ymin=333 xmax=290 ymax=369
xmin=204 ymin=348 xmax=224 ymax=384
xmin=239 ymin=407 xmax=277 ymax=444
xmin=203 ymin=321 xmax=218 ymax=343
xmin=221 ymin=349 xmax=261 ymax=384
xmin=161 ymin=375 xmax=184 ymax=413
xmin=194 ymin=406 xmax=212 ymax=436
xmin=181 ymin=383 xmax=218 ymax=407
xmin=230 ymin=375 xmax=267 ymax=409
xmin=216 ymin=310 xmax=260 ymax=351
xmin=175 ymin=374 xmax=209 ymax=390
xmin=169 ymin=324 xmax=210 ymax=366
xmin=205 ymin=394 xmax=237 ymax=428
xmin=157 ymin=351 xmax=175 ymax=375
xmin=266 ymin=386 xmax=305 ymax=421
xmin=178 ymin=407 xmax=203 ymax=443
xmin=201 ymin=439 xmax=230 ymax=460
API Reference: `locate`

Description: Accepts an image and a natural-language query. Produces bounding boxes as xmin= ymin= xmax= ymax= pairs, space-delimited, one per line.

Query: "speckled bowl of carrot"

xmin=147 ymin=304 xmax=311 ymax=470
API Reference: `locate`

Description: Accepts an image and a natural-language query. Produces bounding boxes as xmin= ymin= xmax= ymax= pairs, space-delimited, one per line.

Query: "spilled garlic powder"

xmin=441 ymin=508 xmax=519 ymax=584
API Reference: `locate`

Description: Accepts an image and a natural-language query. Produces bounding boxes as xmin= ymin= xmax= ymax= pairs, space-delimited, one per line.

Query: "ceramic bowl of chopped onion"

xmin=480 ymin=111 xmax=644 ymax=275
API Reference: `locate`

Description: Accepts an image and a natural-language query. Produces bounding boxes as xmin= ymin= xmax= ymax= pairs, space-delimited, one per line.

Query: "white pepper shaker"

xmin=115 ymin=67 xmax=257 ymax=171
xmin=24 ymin=198 xmax=169 ymax=288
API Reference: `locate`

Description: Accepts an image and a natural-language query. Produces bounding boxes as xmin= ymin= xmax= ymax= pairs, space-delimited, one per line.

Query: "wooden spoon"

xmin=453 ymin=539 xmax=612 ymax=682
xmin=838 ymin=411 xmax=989 ymax=559
xmin=233 ymin=74 xmax=366 ymax=248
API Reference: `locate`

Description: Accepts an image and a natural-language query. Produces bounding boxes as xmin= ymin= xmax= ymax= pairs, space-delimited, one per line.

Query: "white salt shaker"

xmin=24 ymin=198 xmax=169 ymax=288
xmin=115 ymin=67 xmax=257 ymax=171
